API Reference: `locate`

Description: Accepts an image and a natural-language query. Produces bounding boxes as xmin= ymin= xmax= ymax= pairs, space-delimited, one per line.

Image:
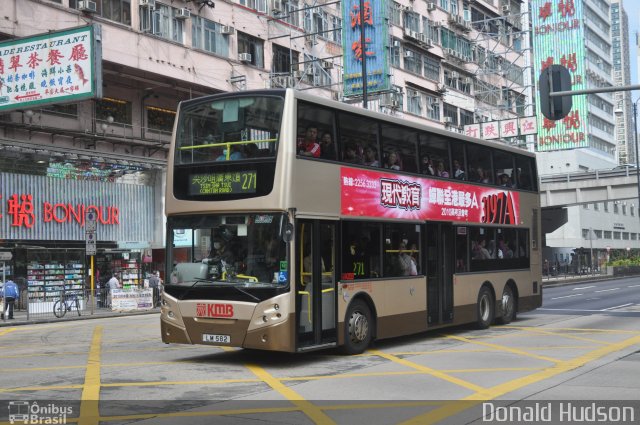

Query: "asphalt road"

xmin=0 ymin=278 xmax=638 ymax=425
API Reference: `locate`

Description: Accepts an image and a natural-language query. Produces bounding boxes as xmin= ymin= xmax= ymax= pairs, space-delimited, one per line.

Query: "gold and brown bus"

xmin=161 ymin=89 xmax=542 ymax=354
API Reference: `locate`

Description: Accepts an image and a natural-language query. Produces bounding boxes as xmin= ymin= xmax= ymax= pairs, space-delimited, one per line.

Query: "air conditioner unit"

xmin=220 ymin=25 xmax=235 ymax=35
xmin=239 ymin=53 xmax=252 ymax=62
xmin=404 ymin=51 xmax=414 ymax=58
xmin=427 ymin=2 xmax=436 ymax=12
xmin=404 ymin=28 xmax=418 ymax=40
xmin=271 ymin=0 xmax=283 ymax=15
xmin=451 ymin=71 xmax=459 ymax=79
xmin=437 ymin=83 xmax=447 ymax=92
xmin=176 ymin=8 xmax=191 ymax=19
xmin=502 ymin=5 xmax=510 ymax=13
xmin=78 ymin=1 xmax=97 ymax=12
xmin=321 ymin=60 xmax=333 ymax=69
xmin=443 ymin=117 xmax=452 ymax=124
xmin=140 ymin=0 xmax=155 ymax=7
xmin=422 ymin=36 xmax=433 ymax=48
xmin=393 ymin=40 xmax=401 ymax=48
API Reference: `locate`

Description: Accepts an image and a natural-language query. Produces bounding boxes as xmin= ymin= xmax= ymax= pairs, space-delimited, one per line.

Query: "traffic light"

xmin=538 ymin=64 xmax=573 ymax=120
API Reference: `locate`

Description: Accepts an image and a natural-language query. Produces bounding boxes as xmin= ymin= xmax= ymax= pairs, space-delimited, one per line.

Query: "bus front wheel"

xmin=343 ymin=299 xmax=372 ymax=355
xmin=476 ymin=286 xmax=494 ymax=329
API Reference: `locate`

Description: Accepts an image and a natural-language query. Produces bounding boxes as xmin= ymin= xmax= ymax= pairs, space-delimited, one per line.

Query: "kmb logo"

xmin=196 ymin=303 xmax=234 ymax=318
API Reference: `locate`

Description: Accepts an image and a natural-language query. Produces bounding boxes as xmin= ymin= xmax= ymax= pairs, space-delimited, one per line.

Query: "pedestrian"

xmin=1 ymin=279 xmax=19 ymax=320
xmin=148 ymin=271 xmax=161 ymax=307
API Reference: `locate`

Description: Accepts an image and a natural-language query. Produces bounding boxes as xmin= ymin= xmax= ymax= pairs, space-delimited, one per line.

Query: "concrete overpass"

xmin=540 ymin=167 xmax=640 ymax=207
xmin=539 ymin=167 xmax=640 ymax=244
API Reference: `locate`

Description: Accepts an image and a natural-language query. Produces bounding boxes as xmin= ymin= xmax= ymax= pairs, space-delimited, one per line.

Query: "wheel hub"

xmin=349 ymin=311 xmax=368 ymax=343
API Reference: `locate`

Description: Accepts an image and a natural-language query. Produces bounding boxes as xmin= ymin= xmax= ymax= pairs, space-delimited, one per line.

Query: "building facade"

xmin=531 ymin=0 xmax=640 ymax=267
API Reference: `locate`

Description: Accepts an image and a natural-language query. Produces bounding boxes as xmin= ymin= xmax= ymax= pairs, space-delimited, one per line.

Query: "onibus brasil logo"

xmin=8 ymin=401 xmax=72 ymax=424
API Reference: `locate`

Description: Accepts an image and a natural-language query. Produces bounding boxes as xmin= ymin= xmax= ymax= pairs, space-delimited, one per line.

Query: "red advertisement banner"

xmin=340 ymin=168 xmax=520 ymax=225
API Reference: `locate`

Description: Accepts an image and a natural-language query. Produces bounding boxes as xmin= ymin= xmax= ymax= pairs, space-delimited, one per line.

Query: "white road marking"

xmin=627 ymin=284 xmax=640 ymax=288
xmin=573 ymin=286 xmax=595 ymax=290
xmin=551 ymin=294 xmax=583 ymax=300
xmin=594 ymin=288 xmax=620 ymax=293
xmin=602 ymin=303 xmax=634 ymax=311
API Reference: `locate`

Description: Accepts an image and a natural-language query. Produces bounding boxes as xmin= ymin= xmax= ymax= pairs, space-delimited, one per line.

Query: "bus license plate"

xmin=202 ymin=334 xmax=230 ymax=343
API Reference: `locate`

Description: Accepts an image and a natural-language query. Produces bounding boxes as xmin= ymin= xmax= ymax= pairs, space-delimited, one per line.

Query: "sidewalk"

xmin=542 ymin=272 xmax=627 ymax=287
xmin=0 ymin=306 xmax=159 ymax=327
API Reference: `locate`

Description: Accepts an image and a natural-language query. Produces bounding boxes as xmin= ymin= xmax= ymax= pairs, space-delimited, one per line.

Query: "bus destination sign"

xmin=189 ymin=171 xmax=257 ymax=195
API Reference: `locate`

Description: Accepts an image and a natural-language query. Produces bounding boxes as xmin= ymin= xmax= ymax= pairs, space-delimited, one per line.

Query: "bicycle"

xmin=53 ymin=292 xmax=82 ymax=318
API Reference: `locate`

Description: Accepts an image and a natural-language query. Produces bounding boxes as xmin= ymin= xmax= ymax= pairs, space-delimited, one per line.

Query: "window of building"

xmin=443 ymin=103 xmax=458 ymax=126
xmin=96 ymin=97 xmax=131 ymax=124
xmin=406 ymin=88 xmax=422 ymax=116
xmin=70 ymin=0 xmax=131 ymax=25
xmin=613 ymin=231 xmax=621 ymax=240
xmin=604 ymin=202 xmax=609 ymax=212
xmin=140 ymin=2 xmax=185 ymax=43
xmin=331 ymin=15 xmax=342 ymax=43
xmin=423 ymin=55 xmax=440 ymax=81
xmin=192 ymin=17 xmax=230 ymax=57
xmin=604 ymin=231 xmax=612 ymax=239
xmin=594 ymin=230 xmax=602 ymax=239
xmin=594 ymin=203 xmax=600 ymax=211
xmin=582 ymin=229 xmax=589 ymax=239
xmin=390 ymin=39 xmax=401 ymax=67
xmin=272 ymin=44 xmax=298 ymax=74
xmin=425 ymin=95 xmax=440 ymax=121
xmin=403 ymin=49 xmax=421 ymax=75
xmin=614 ymin=203 xmax=619 ymax=214
xmin=238 ymin=32 xmax=264 ymax=67
xmin=240 ymin=0 xmax=267 ymax=12
xmin=404 ymin=11 xmax=420 ymax=32
xmin=42 ymin=104 xmax=78 ymax=118
xmin=460 ymin=109 xmax=474 ymax=127
xmin=146 ymin=105 xmax=176 ymax=133
xmin=390 ymin=2 xmax=402 ymax=26
xmin=277 ymin=0 xmax=299 ymax=26
xmin=623 ymin=232 xmax=630 ymax=240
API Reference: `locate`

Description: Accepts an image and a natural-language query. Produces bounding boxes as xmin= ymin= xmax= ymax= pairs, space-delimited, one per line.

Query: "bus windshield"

xmin=167 ymin=213 xmax=289 ymax=294
xmin=175 ymin=95 xmax=284 ymax=165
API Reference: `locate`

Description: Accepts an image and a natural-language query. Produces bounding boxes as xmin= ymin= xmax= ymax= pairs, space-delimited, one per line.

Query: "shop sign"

xmin=340 ymin=167 xmax=520 ymax=225
xmin=111 ymin=288 xmax=153 ymax=311
xmin=0 ymin=25 xmax=102 ymax=112
xmin=0 ymin=252 xmax=12 ymax=261
xmin=0 ymin=193 xmax=119 ymax=229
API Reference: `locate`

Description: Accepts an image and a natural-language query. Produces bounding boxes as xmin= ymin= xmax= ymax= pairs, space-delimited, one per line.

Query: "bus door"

xmin=296 ymin=220 xmax=337 ymax=350
xmin=425 ymin=223 xmax=454 ymax=326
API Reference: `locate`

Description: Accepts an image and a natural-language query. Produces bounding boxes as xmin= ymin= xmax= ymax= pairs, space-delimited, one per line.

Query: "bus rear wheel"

xmin=343 ymin=299 xmax=372 ymax=355
xmin=476 ymin=286 xmax=494 ymax=329
xmin=498 ymin=285 xmax=516 ymax=325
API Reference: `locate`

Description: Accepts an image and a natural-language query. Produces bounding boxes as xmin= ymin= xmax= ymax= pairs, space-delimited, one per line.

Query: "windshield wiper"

xmin=227 ymin=285 xmax=260 ymax=302
xmin=178 ymin=278 xmax=218 ymax=300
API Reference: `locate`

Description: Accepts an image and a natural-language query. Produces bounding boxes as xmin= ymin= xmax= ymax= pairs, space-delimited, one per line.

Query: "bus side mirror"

xmin=282 ymin=223 xmax=294 ymax=242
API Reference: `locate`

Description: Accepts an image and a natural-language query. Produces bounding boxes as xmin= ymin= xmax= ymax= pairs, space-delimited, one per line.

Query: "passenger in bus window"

xmin=297 ymin=126 xmax=321 ymax=158
xmin=498 ymin=173 xmax=511 ymax=187
xmin=473 ymin=239 xmax=491 ymax=260
xmin=421 ymin=155 xmax=435 ymax=175
xmin=343 ymin=143 xmax=364 ymax=164
xmin=363 ymin=145 xmax=380 ymax=167
xmin=216 ymin=144 xmax=245 ymax=161
xmin=244 ymin=143 xmax=259 ymax=158
xmin=384 ymin=151 xmax=401 ymax=171
xmin=319 ymin=132 xmax=336 ymax=160
xmin=435 ymin=161 xmax=449 ymax=178
xmin=475 ymin=167 xmax=490 ymax=184
xmin=453 ymin=159 xmax=465 ymax=180
xmin=397 ymin=241 xmax=417 ymax=276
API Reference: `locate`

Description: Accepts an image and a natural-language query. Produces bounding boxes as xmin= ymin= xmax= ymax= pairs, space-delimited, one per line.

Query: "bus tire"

xmin=476 ymin=286 xmax=494 ymax=330
xmin=343 ymin=299 xmax=373 ymax=355
xmin=498 ymin=285 xmax=516 ymax=325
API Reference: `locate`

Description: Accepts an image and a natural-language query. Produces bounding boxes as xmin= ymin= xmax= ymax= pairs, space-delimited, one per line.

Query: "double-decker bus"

xmin=161 ymin=89 xmax=542 ymax=354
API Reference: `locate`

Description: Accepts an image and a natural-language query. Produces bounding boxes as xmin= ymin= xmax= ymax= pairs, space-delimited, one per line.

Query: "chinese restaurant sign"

xmin=0 ymin=25 xmax=102 ymax=112
xmin=340 ymin=168 xmax=520 ymax=225
xmin=342 ymin=0 xmax=390 ymax=97
xmin=531 ymin=0 xmax=588 ymax=151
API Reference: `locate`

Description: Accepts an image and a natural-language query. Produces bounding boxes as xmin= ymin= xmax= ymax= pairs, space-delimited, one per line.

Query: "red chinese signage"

xmin=340 ymin=168 xmax=520 ymax=225
xmin=0 ymin=193 xmax=119 ymax=230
